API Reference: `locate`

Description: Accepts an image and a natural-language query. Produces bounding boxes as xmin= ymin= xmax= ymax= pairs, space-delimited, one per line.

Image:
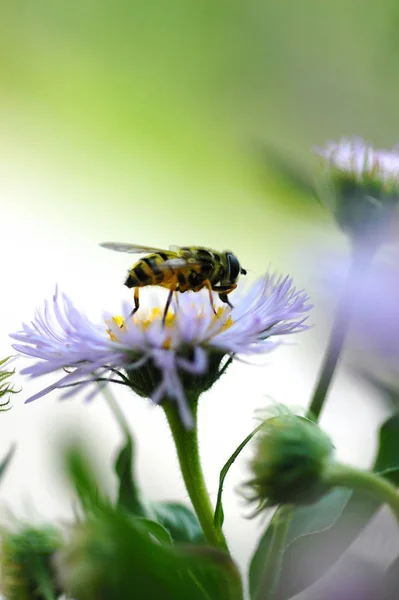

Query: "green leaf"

xmin=0 ymin=445 xmax=15 ymax=481
xmin=152 ymin=502 xmax=206 ymax=545
xmin=0 ymin=356 xmax=13 ymax=368
xmin=214 ymin=422 xmax=264 ymax=531
xmin=115 ymin=434 xmax=148 ymax=517
xmin=60 ymin=505 xmax=236 ymax=600
xmin=249 ymin=413 xmax=399 ymax=600
xmin=114 ymin=434 xmax=205 ymax=546
xmin=381 ymin=554 xmax=399 ymax=600
xmin=184 ymin=546 xmax=242 ymax=600
xmin=133 ymin=517 xmax=174 ymax=545
xmin=64 ymin=446 xmax=105 ymax=513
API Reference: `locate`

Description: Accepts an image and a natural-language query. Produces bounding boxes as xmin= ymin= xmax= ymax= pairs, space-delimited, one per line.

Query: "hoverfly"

xmin=100 ymin=242 xmax=247 ymax=323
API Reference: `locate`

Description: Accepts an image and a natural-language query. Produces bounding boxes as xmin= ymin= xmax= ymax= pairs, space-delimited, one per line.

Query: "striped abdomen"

xmin=124 ymin=253 xmax=172 ymax=289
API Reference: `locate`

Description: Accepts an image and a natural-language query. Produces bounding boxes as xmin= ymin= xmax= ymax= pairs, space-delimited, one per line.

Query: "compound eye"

xmin=226 ymin=253 xmax=241 ymax=282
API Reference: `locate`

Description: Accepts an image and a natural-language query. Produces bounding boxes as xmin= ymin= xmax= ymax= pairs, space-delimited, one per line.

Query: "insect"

xmin=100 ymin=242 xmax=247 ymax=323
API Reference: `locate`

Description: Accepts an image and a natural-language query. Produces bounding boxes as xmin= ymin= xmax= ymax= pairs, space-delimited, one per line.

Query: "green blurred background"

xmin=3 ymin=0 xmax=399 ymax=265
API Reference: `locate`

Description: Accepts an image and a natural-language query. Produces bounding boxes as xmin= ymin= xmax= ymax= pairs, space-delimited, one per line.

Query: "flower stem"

xmin=255 ymin=506 xmax=291 ymax=600
xmin=307 ymin=242 xmax=373 ymax=422
xmin=163 ymin=401 xmax=229 ymax=551
xmin=260 ymin=244 xmax=374 ymax=600
xmin=324 ymin=462 xmax=399 ymax=523
xmin=163 ymin=401 xmax=244 ymax=598
xmin=101 ymin=383 xmax=131 ymax=438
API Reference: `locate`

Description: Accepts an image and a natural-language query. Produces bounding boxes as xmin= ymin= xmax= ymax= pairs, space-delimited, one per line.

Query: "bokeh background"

xmin=1 ymin=0 xmax=399 ymax=587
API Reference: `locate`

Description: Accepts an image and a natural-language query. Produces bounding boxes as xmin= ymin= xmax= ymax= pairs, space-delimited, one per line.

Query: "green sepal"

xmin=214 ymin=422 xmax=264 ymax=531
xmin=249 ymin=413 xmax=399 ymax=600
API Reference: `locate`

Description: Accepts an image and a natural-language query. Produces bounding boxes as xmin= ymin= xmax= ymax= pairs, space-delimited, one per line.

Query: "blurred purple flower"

xmin=314 ymin=137 xmax=399 ymax=243
xmin=10 ymin=274 xmax=311 ymax=428
xmin=315 ymin=137 xmax=399 ymax=184
xmin=315 ymin=246 xmax=399 ymax=371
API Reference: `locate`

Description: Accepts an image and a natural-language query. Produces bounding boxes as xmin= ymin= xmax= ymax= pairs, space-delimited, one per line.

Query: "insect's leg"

xmin=211 ymin=284 xmax=237 ymax=293
xmin=204 ymin=280 xmax=217 ymax=315
xmin=162 ymin=286 xmax=175 ymax=326
xmin=174 ymin=291 xmax=180 ymax=306
xmin=219 ymin=293 xmax=234 ymax=308
xmin=129 ymin=288 xmax=140 ymax=317
xmin=212 ymin=284 xmax=237 ymax=309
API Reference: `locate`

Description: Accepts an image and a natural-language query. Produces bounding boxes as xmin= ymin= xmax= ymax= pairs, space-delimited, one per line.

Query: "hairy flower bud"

xmin=315 ymin=138 xmax=399 ymax=244
xmin=245 ymin=413 xmax=334 ymax=510
xmin=0 ymin=524 xmax=63 ymax=600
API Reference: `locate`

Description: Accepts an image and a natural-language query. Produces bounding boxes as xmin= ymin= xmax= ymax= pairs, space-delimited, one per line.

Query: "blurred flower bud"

xmin=0 ymin=356 xmax=19 ymax=411
xmin=315 ymin=138 xmax=399 ymax=244
xmin=0 ymin=524 xmax=63 ymax=600
xmin=245 ymin=412 xmax=334 ymax=510
xmin=54 ymin=520 xmax=109 ymax=600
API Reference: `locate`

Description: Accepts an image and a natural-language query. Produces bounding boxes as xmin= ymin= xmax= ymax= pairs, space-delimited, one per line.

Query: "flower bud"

xmin=0 ymin=356 xmax=19 ymax=411
xmin=54 ymin=520 xmax=109 ymax=600
xmin=0 ymin=524 xmax=63 ymax=600
xmin=246 ymin=413 xmax=334 ymax=510
xmin=315 ymin=138 xmax=399 ymax=244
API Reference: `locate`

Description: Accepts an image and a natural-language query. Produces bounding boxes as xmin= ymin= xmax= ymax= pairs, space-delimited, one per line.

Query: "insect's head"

xmin=225 ymin=252 xmax=247 ymax=284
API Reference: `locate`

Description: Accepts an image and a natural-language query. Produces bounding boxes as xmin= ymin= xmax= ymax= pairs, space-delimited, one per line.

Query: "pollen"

xmin=106 ymin=303 xmax=232 ymax=345
xmin=210 ymin=306 xmax=233 ymax=331
xmin=132 ymin=307 xmax=177 ymax=329
xmin=106 ymin=316 xmax=126 ymax=341
xmin=163 ymin=337 xmax=172 ymax=349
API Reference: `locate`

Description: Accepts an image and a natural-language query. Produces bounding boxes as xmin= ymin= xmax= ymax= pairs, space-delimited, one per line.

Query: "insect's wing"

xmin=100 ymin=242 xmax=169 ymax=254
xmin=158 ymin=257 xmax=201 ymax=270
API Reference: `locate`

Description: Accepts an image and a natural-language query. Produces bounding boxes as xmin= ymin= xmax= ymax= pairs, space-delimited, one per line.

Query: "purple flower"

xmin=314 ymin=137 xmax=399 ymax=242
xmin=315 ymin=137 xmax=399 ymax=184
xmin=10 ymin=274 xmax=311 ymax=428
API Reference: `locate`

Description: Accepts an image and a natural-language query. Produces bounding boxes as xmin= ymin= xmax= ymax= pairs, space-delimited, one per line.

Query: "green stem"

xmin=325 ymin=462 xmax=399 ymax=523
xmin=101 ymin=383 xmax=131 ymax=438
xmin=260 ymin=243 xmax=375 ymax=600
xmin=255 ymin=507 xmax=291 ymax=600
xmin=163 ymin=402 xmax=244 ymax=598
xmin=307 ymin=242 xmax=373 ymax=422
xmin=163 ymin=401 xmax=229 ymax=551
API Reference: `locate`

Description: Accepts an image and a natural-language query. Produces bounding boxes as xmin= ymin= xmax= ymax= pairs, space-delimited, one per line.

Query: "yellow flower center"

xmin=105 ymin=304 xmax=233 ymax=346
